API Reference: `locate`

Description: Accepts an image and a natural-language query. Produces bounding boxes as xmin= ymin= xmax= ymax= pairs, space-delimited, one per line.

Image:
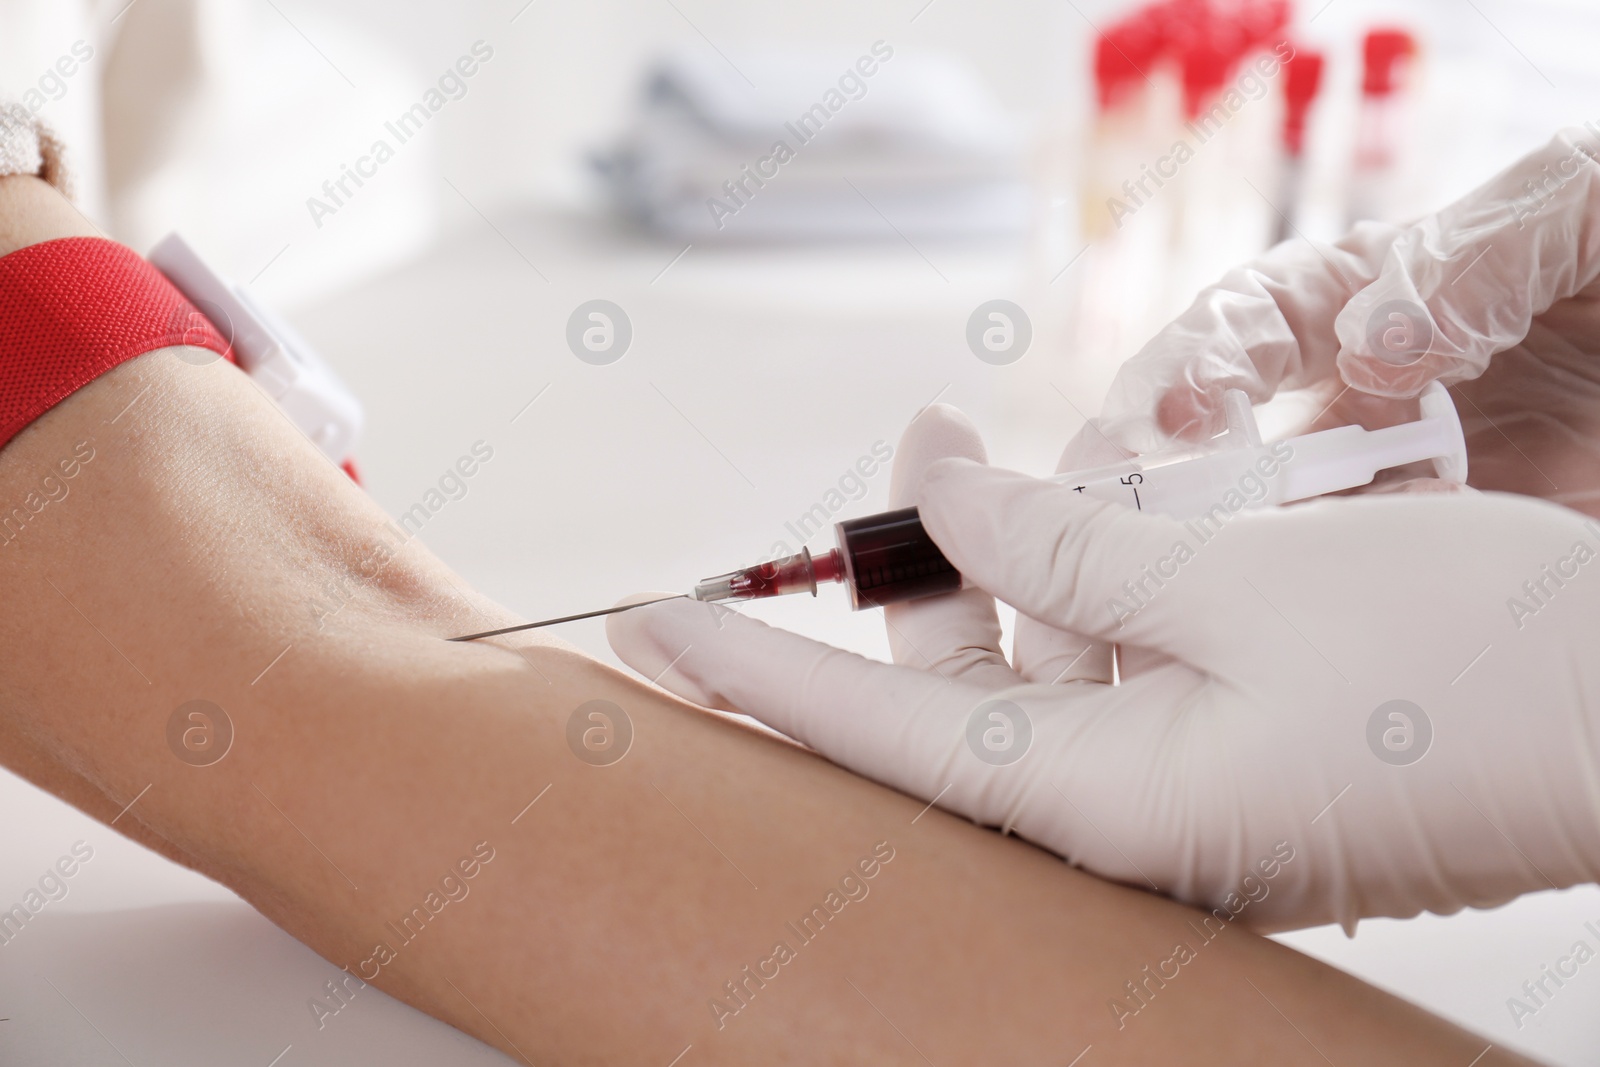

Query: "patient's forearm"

xmin=0 ymin=350 xmax=1534 ymax=1066
xmin=0 ymin=194 xmax=1534 ymax=1064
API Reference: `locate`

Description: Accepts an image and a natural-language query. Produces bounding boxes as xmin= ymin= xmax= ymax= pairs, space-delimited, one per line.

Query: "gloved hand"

xmin=1072 ymin=125 xmax=1600 ymax=514
xmin=610 ymin=403 xmax=1600 ymax=932
xmin=1006 ymin=127 xmax=1600 ymax=690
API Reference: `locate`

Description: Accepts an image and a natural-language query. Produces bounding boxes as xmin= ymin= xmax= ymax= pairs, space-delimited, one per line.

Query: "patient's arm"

xmin=0 ymin=176 xmax=1534 ymax=1065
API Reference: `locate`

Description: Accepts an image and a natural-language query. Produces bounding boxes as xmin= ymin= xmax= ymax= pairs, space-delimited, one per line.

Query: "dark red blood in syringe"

xmin=726 ymin=560 xmax=785 ymax=598
xmin=695 ymin=508 xmax=959 ymax=609
xmin=724 ymin=549 xmax=843 ymax=599
xmin=812 ymin=549 xmax=843 ymax=584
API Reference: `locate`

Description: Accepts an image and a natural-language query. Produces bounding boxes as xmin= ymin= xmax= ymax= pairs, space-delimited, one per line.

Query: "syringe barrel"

xmin=826 ymin=448 xmax=1291 ymax=610
xmin=824 ymin=455 xmax=1283 ymax=610
xmin=834 ymin=507 xmax=961 ymax=609
xmin=1044 ymin=447 xmax=1294 ymax=516
xmin=767 ymin=384 xmax=1464 ymax=611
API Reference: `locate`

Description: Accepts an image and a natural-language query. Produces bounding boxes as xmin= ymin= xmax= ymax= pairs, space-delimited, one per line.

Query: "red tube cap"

xmin=1282 ymin=47 xmax=1325 ymax=155
xmin=1362 ymin=28 xmax=1417 ymax=96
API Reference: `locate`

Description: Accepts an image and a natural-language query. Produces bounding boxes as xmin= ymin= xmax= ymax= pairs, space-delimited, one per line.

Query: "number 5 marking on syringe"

xmin=1120 ymin=473 xmax=1143 ymax=510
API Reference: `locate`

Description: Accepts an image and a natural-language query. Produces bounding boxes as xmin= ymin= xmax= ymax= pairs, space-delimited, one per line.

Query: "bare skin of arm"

xmin=0 ymin=175 xmax=1537 ymax=1065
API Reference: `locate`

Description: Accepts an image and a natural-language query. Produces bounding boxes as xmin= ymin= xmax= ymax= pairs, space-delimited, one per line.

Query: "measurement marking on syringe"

xmin=1121 ymin=473 xmax=1144 ymax=510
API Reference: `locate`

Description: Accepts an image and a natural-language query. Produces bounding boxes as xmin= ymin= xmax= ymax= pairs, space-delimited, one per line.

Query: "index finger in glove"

xmin=1076 ymin=222 xmax=1400 ymax=457
xmin=607 ymin=595 xmax=991 ymax=797
xmin=918 ymin=459 xmax=1211 ymax=658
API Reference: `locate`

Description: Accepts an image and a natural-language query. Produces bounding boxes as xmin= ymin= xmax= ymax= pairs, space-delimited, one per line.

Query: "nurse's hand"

xmin=610 ymin=404 xmax=1600 ymax=932
xmin=1072 ymin=125 xmax=1600 ymax=516
xmin=1018 ymin=126 xmax=1600 ymax=693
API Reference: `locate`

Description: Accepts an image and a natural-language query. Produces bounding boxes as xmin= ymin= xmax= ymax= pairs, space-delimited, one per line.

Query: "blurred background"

xmin=3 ymin=0 xmax=1600 ymax=1063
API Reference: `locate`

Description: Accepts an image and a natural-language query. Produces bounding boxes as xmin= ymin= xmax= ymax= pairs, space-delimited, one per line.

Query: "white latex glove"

xmin=1023 ymin=126 xmax=1600 ymax=691
xmin=610 ymin=404 xmax=1600 ymax=932
xmin=1070 ymin=126 xmax=1600 ymax=512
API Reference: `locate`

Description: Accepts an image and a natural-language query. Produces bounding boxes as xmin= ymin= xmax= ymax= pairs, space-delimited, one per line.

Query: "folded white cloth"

xmin=596 ymin=46 xmax=1028 ymax=239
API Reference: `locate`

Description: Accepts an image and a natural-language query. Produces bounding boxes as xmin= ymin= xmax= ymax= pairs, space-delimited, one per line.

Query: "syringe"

xmin=694 ymin=382 xmax=1467 ymax=610
xmin=444 ymin=383 xmax=1466 ymax=642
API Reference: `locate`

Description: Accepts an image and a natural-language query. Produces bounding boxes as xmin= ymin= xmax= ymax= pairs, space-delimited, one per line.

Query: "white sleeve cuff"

xmin=0 ymin=103 xmax=72 ymax=198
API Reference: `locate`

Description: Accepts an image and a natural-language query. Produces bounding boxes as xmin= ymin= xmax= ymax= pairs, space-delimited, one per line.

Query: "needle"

xmin=446 ymin=593 xmax=692 ymax=642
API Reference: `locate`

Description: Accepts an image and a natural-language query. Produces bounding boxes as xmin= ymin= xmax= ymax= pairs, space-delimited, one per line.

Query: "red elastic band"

xmin=0 ymin=237 xmax=234 ymax=451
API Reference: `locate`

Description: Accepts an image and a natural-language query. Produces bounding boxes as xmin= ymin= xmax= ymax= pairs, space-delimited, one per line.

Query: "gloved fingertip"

xmin=1335 ymin=350 xmax=1441 ymax=399
xmin=607 ymin=594 xmax=762 ymax=707
xmin=605 ymin=593 xmax=710 ymax=663
xmin=890 ymin=404 xmax=987 ymax=508
xmin=908 ymin=401 xmax=978 ymax=437
xmin=1362 ymin=475 xmax=1477 ymax=496
xmin=918 ymin=455 xmax=986 ymax=498
xmin=1154 ymin=384 xmax=1223 ymax=442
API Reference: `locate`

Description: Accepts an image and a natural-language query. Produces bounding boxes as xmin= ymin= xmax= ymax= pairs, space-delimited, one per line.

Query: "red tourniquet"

xmin=0 ymin=237 xmax=234 ymax=451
